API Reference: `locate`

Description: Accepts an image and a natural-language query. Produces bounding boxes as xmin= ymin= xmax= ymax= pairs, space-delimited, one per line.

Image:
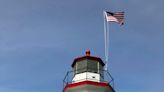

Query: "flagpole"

xmin=103 ymin=11 xmax=108 ymax=71
xmin=103 ymin=11 xmax=124 ymax=71
xmin=106 ymin=12 xmax=109 ymax=71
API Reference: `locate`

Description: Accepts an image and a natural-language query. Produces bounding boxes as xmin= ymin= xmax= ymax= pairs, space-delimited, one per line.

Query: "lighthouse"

xmin=63 ymin=50 xmax=115 ymax=92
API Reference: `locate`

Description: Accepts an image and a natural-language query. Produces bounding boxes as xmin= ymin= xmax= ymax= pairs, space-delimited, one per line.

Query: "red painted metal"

xmin=63 ymin=80 xmax=114 ymax=92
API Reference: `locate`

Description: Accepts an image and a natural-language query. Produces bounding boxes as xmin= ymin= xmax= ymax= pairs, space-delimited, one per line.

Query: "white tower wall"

xmin=72 ymin=72 xmax=100 ymax=83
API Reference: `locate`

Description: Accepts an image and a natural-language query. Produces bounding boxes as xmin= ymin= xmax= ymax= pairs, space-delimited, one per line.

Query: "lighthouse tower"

xmin=63 ymin=50 xmax=115 ymax=92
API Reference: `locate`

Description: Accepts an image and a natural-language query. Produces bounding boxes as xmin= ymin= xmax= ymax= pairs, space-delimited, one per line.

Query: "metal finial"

xmin=86 ymin=50 xmax=91 ymax=56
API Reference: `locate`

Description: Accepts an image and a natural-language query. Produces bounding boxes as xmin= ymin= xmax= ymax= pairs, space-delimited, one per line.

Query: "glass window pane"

xmin=72 ymin=66 xmax=76 ymax=77
xmin=87 ymin=60 xmax=98 ymax=73
xmin=76 ymin=60 xmax=87 ymax=74
xmin=99 ymin=64 xmax=104 ymax=79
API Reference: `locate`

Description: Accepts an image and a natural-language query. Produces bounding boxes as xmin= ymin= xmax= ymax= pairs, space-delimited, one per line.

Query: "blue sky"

xmin=0 ymin=0 xmax=163 ymax=92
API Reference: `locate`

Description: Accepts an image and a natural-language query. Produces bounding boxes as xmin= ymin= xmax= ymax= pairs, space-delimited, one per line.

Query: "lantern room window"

xmin=73 ymin=59 xmax=104 ymax=77
xmin=76 ymin=60 xmax=87 ymax=74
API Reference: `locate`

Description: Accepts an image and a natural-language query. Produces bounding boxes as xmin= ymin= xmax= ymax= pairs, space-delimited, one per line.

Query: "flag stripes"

xmin=105 ymin=11 xmax=124 ymax=25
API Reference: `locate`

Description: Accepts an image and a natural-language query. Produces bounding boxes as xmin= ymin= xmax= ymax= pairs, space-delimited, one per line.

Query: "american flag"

xmin=105 ymin=11 xmax=124 ymax=25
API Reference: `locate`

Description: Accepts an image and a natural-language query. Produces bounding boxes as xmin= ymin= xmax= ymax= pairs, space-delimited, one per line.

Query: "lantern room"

xmin=72 ymin=50 xmax=105 ymax=83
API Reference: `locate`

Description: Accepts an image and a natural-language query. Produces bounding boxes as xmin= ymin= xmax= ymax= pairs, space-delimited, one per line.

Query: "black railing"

xmin=63 ymin=69 xmax=114 ymax=88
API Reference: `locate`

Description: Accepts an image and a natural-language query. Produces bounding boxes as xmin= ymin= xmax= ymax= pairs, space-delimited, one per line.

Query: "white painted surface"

xmin=72 ymin=72 xmax=100 ymax=83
